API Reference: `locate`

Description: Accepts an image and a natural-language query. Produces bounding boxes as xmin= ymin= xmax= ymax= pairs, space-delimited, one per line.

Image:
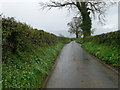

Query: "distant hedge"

xmin=82 ymin=30 xmax=120 ymax=47
xmin=2 ymin=17 xmax=69 ymax=62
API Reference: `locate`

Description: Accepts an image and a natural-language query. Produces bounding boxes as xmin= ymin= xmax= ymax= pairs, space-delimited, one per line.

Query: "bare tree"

xmin=39 ymin=0 xmax=115 ymax=37
xmin=67 ymin=17 xmax=82 ymax=38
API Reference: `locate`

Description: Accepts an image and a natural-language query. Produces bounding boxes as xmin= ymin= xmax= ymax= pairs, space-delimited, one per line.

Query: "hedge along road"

xmin=45 ymin=41 xmax=118 ymax=88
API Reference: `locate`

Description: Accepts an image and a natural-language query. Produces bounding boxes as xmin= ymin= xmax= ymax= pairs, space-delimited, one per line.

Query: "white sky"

xmin=0 ymin=0 xmax=119 ymax=37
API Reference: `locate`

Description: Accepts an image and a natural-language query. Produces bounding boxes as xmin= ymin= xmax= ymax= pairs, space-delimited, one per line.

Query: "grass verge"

xmin=76 ymin=31 xmax=120 ymax=69
xmin=2 ymin=42 xmax=64 ymax=88
xmin=76 ymin=40 xmax=119 ymax=69
xmin=82 ymin=41 xmax=119 ymax=67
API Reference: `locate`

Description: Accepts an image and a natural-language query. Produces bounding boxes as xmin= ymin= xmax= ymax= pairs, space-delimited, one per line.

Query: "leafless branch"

xmin=39 ymin=0 xmax=76 ymax=10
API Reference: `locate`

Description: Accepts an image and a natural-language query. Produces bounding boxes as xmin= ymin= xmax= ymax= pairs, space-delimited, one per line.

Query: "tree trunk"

xmin=76 ymin=2 xmax=92 ymax=38
xmin=76 ymin=32 xmax=79 ymax=38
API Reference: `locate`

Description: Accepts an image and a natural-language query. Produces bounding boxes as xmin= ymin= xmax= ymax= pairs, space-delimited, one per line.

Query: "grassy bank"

xmin=2 ymin=17 xmax=70 ymax=88
xmin=3 ymin=42 xmax=64 ymax=88
xmin=76 ymin=31 xmax=120 ymax=68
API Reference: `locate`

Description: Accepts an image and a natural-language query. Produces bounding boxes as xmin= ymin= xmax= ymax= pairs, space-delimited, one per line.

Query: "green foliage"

xmin=2 ymin=17 xmax=68 ymax=62
xmin=3 ymin=43 xmax=64 ymax=88
xmin=82 ymin=30 xmax=120 ymax=47
xmin=76 ymin=31 xmax=120 ymax=68
xmin=83 ymin=41 xmax=119 ymax=67
xmin=2 ymin=17 xmax=70 ymax=88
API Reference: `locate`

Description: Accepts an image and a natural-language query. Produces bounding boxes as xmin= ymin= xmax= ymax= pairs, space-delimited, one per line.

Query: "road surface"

xmin=46 ymin=41 xmax=118 ymax=88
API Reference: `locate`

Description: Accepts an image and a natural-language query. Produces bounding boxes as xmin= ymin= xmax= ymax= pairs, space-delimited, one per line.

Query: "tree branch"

xmin=39 ymin=0 xmax=76 ymax=10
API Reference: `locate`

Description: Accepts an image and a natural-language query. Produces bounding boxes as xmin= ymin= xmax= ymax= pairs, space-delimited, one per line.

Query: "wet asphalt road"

xmin=46 ymin=41 xmax=118 ymax=88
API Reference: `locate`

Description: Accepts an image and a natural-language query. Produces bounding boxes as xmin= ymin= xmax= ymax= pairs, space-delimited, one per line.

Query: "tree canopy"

xmin=40 ymin=0 xmax=115 ymax=37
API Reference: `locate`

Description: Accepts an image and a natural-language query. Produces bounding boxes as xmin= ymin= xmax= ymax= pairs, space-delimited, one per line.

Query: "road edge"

xmin=81 ymin=44 xmax=120 ymax=76
xmin=41 ymin=44 xmax=67 ymax=89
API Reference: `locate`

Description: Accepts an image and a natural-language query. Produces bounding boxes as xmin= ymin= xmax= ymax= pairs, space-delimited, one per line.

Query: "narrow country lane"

xmin=46 ymin=41 xmax=118 ymax=88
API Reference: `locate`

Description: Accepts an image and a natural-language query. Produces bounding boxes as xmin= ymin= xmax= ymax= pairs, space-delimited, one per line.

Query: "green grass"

xmin=80 ymin=40 xmax=120 ymax=68
xmin=76 ymin=31 xmax=120 ymax=68
xmin=2 ymin=42 xmax=64 ymax=88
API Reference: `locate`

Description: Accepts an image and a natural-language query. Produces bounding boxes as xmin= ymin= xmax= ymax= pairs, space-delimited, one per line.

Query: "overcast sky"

xmin=0 ymin=0 xmax=119 ymax=37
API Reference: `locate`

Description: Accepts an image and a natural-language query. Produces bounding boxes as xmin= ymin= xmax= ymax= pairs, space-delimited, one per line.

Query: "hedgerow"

xmin=2 ymin=17 xmax=69 ymax=62
xmin=2 ymin=17 xmax=70 ymax=88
